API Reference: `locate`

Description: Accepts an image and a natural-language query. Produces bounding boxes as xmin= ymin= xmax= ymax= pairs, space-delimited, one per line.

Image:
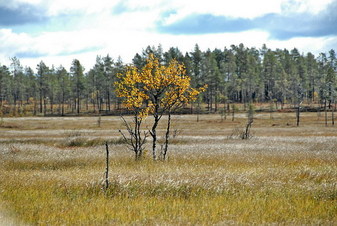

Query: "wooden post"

xmin=105 ymin=142 xmax=109 ymax=189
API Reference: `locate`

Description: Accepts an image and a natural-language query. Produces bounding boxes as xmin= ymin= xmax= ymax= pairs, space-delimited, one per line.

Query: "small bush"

xmin=227 ymin=126 xmax=253 ymax=140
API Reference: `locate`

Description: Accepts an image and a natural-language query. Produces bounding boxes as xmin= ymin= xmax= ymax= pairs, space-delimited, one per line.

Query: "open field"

xmin=0 ymin=112 xmax=336 ymax=225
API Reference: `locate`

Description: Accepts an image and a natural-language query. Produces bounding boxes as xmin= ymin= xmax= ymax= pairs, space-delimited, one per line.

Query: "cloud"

xmin=112 ymin=1 xmax=129 ymax=15
xmin=281 ymin=0 xmax=334 ymax=15
xmin=1 ymin=0 xmax=336 ymax=70
xmin=0 ymin=4 xmax=46 ymax=26
xmin=46 ymin=0 xmax=107 ymax=15
xmin=261 ymin=11 xmax=337 ymax=40
xmin=0 ymin=28 xmax=104 ymax=60
xmin=157 ymin=14 xmax=253 ymax=34
xmin=157 ymin=0 xmax=337 ymax=40
xmin=15 ymin=51 xmax=47 ymax=59
xmin=15 ymin=46 xmax=102 ymax=59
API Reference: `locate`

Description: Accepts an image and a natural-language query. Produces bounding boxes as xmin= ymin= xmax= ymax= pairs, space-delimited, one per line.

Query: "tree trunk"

xmin=86 ymin=95 xmax=89 ymax=111
xmin=50 ymin=98 xmax=53 ymax=115
xmin=332 ymin=100 xmax=335 ymax=126
xmin=227 ymin=103 xmax=230 ymax=117
xmin=43 ymin=97 xmax=47 ymax=116
xmin=215 ymin=91 xmax=218 ymax=112
xmin=99 ymin=98 xmax=103 ymax=113
xmin=151 ymin=118 xmax=159 ymax=160
xmin=134 ymin=116 xmax=140 ymax=160
xmin=77 ymin=97 xmax=80 ymax=115
xmin=296 ymin=104 xmax=300 ymax=127
xmin=243 ymin=120 xmax=253 ymax=139
xmin=61 ymin=93 xmax=65 ymax=116
xmin=223 ymin=104 xmax=227 ymax=121
xmin=210 ymin=89 xmax=213 ymax=112
xmin=197 ymin=102 xmax=200 ymax=122
xmin=40 ymin=92 xmax=43 ymax=114
xmin=96 ymin=92 xmax=100 ymax=113
xmin=232 ymin=104 xmax=235 ymax=121
xmin=105 ymin=142 xmax=109 ymax=189
xmin=150 ymin=111 xmax=160 ymax=160
xmin=93 ymin=98 xmax=96 ymax=113
xmin=163 ymin=113 xmax=171 ymax=160
xmin=107 ymin=91 xmax=111 ymax=112
xmin=325 ymin=99 xmax=328 ymax=127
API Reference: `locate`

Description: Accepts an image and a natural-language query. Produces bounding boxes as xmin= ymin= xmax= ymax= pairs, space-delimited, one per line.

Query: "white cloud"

xmin=267 ymin=36 xmax=335 ymax=56
xmin=168 ymin=0 xmax=282 ymax=20
xmin=3 ymin=0 xmax=333 ymax=17
xmin=15 ymin=0 xmax=42 ymax=4
xmin=0 ymin=0 xmax=336 ymax=70
xmin=281 ymin=0 xmax=334 ymax=15
xmin=0 ymin=28 xmax=103 ymax=55
xmin=2 ymin=23 xmax=336 ymax=71
xmin=0 ymin=0 xmax=40 ymax=9
xmin=161 ymin=0 xmax=334 ymax=26
xmin=45 ymin=0 xmax=118 ymax=16
xmin=0 ymin=28 xmax=104 ymax=69
xmin=0 ymin=29 xmax=34 ymax=61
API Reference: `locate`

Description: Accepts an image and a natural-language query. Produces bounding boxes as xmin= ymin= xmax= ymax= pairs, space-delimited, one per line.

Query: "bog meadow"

xmin=0 ymin=110 xmax=336 ymax=225
xmin=0 ymin=45 xmax=337 ymax=225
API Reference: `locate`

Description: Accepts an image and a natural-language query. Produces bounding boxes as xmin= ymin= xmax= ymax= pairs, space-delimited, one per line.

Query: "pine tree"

xmin=0 ymin=65 xmax=11 ymax=107
xmin=56 ymin=66 xmax=70 ymax=116
xmin=70 ymin=59 xmax=85 ymax=115
xmin=36 ymin=61 xmax=49 ymax=115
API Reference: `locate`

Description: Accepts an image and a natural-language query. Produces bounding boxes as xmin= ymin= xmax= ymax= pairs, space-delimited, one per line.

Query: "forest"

xmin=0 ymin=43 xmax=336 ymax=116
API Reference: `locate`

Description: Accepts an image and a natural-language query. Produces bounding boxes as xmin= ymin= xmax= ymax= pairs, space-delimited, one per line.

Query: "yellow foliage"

xmin=115 ymin=54 xmax=206 ymax=118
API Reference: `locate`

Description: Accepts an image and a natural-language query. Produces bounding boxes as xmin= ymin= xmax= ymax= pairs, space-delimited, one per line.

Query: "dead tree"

xmin=232 ymin=104 xmax=235 ymax=121
xmin=104 ymin=142 xmax=109 ymax=189
xmin=242 ymin=103 xmax=254 ymax=140
xmin=119 ymin=115 xmax=148 ymax=160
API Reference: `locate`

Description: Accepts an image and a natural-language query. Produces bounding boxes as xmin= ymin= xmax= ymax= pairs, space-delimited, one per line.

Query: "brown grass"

xmin=0 ymin=112 xmax=336 ymax=224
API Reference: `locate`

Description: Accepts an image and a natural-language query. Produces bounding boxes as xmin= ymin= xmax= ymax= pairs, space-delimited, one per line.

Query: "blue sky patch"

xmin=157 ymin=14 xmax=253 ymax=34
xmin=157 ymin=1 xmax=337 ymax=40
xmin=0 ymin=4 xmax=46 ymax=26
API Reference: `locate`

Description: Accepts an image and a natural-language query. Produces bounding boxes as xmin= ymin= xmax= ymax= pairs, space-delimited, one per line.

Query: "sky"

xmin=0 ymin=0 xmax=337 ymax=71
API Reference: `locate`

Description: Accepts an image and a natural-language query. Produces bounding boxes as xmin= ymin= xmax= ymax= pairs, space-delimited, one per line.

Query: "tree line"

xmin=0 ymin=43 xmax=336 ymax=116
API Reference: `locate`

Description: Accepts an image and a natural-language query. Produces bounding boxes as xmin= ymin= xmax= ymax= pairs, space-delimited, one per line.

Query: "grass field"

xmin=0 ymin=112 xmax=336 ymax=225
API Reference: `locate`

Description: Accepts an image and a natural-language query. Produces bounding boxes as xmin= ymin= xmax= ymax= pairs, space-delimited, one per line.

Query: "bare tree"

xmin=104 ymin=142 xmax=109 ymax=189
xmin=242 ymin=103 xmax=254 ymax=139
xmin=119 ymin=115 xmax=148 ymax=160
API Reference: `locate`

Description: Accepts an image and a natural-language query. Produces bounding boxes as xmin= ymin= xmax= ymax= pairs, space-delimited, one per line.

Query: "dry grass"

xmin=0 ymin=112 xmax=336 ymax=225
